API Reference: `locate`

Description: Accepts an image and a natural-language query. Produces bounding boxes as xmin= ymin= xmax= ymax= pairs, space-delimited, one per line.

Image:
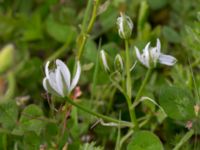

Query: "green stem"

xmin=87 ymin=0 xmax=99 ymax=33
xmin=125 ymin=40 xmax=132 ymax=98
xmin=76 ymin=0 xmax=100 ymax=60
xmin=135 ymin=68 xmax=152 ymax=102
xmin=125 ymin=40 xmax=139 ymax=129
xmin=65 ymin=97 xmax=133 ymax=127
xmin=125 ymin=96 xmax=139 ymax=130
xmin=173 ymin=129 xmax=194 ymax=150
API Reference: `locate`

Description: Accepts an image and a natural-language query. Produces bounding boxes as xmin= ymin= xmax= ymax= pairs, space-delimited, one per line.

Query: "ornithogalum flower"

xmin=135 ymin=39 xmax=177 ymax=68
xmin=116 ymin=13 xmax=133 ymax=39
xmin=43 ymin=59 xmax=81 ymax=97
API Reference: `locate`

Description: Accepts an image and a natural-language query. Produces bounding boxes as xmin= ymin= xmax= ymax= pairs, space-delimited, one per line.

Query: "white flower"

xmin=116 ymin=13 xmax=133 ymax=39
xmin=100 ymin=50 xmax=110 ymax=72
xmin=135 ymin=39 xmax=177 ymax=68
xmin=43 ymin=59 xmax=81 ymax=97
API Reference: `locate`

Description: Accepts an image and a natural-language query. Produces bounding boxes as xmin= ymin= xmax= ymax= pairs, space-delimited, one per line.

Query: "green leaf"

xmin=17 ymin=58 xmax=43 ymax=94
xmin=162 ymin=26 xmax=181 ymax=43
xmin=23 ymin=131 xmax=41 ymax=150
xmin=148 ymin=0 xmax=168 ymax=10
xmin=127 ymin=131 xmax=164 ymax=150
xmin=46 ymin=14 xmax=77 ymax=43
xmin=83 ymin=39 xmax=97 ymax=62
xmin=16 ymin=104 xmax=45 ymax=135
xmin=0 ymin=101 xmax=18 ymax=129
xmin=159 ymin=86 xmax=195 ymax=121
xmin=20 ymin=11 xmax=43 ymax=41
xmin=98 ymin=6 xmax=118 ymax=36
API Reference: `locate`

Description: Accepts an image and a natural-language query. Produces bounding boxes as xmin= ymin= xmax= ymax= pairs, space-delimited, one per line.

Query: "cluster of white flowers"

xmin=117 ymin=13 xmax=176 ymax=69
xmin=42 ymin=14 xmax=177 ymax=97
xmin=43 ymin=59 xmax=81 ymax=97
xmin=100 ymin=38 xmax=177 ymax=71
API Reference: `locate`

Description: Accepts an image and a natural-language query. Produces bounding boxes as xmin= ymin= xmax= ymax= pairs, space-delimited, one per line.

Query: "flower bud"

xmin=100 ymin=50 xmax=110 ymax=72
xmin=116 ymin=13 xmax=133 ymax=39
xmin=0 ymin=44 xmax=15 ymax=74
xmin=114 ymin=54 xmax=124 ymax=72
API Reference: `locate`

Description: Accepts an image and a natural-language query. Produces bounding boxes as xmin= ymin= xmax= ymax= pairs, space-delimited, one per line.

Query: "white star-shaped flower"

xmin=135 ymin=39 xmax=177 ymax=68
xmin=43 ymin=59 xmax=81 ymax=97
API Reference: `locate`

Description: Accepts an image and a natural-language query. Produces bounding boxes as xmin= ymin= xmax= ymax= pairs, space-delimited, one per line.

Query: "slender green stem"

xmin=65 ymin=97 xmax=133 ymax=127
xmin=173 ymin=129 xmax=194 ymax=150
xmin=77 ymin=35 xmax=87 ymax=60
xmin=125 ymin=40 xmax=132 ymax=98
xmin=125 ymin=40 xmax=139 ymax=129
xmin=76 ymin=0 xmax=100 ymax=60
xmin=135 ymin=68 xmax=152 ymax=102
xmin=82 ymin=0 xmax=93 ymax=33
xmin=87 ymin=0 xmax=99 ymax=33
xmin=125 ymin=96 xmax=139 ymax=129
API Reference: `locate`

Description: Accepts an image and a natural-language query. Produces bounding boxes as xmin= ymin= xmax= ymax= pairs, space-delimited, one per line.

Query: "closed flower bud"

xmin=114 ymin=54 xmax=124 ymax=72
xmin=0 ymin=44 xmax=15 ymax=74
xmin=116 ymin=13 xmax=133 ymax=39
xmin=100 ymin=50 xmax=111 ymax=72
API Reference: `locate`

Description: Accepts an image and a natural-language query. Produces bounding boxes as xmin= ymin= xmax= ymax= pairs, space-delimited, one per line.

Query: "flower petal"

xmin=142 ymin=54 xmax=150 ymax=68
xmin=43 ymin=77 xmax=48 ymax=92
xmin=142 ymin=42 xmax=151 ymax=68
xmin=45 ymin=61 xmax=50 ymax=78
xmin=56 ymin=59 xmax=71 ymax=90
xmin=156 ymin=38 xmax=161 ymax=53
xmin=135 ymin=46 xmax=141 ymax=60
xmin=143 ymin=42 xmax=151 ymax=53
xmin=158 ymin=54 xmax=177 ymax=66
xmin=43 ymin=77 xmax=61 ymax=96
xmin=48 ymin=71 xmax=61 ymax=95
xmin=55 ymin=68 xmax=64 ymax=97
xmin=135 ymin=46 xmax=149 ymax=68
xmin=69 ymin=61 xmax=81 ymax=92
xmin=151 ymin=47 xmax=160 ymax=65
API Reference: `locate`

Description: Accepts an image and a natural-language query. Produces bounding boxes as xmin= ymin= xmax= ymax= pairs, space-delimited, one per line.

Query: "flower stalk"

xmin=125 ymin=40 xmax=139 ymax=130
xmin=65 ymin=97 xmax=133 ymax=128
xmin=76 ymin=0 xmax=100 ymax=60
xmin=134 ymin=68 xmax=152 ymax=102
